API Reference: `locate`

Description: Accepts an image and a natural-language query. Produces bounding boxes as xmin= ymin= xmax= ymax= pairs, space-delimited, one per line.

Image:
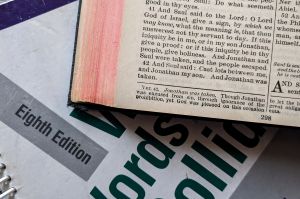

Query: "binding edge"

xmin=0 ymin=160 xmax=17 ymax=199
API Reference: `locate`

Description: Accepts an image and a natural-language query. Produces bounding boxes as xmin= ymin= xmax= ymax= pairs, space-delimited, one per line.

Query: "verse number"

xmin=143 ymin=61 xmax=150 ymax=66
xmin=261 ymin=115 xmax=272 ymax=121
xmin=281 ymin=13 xmax=289 ymax=18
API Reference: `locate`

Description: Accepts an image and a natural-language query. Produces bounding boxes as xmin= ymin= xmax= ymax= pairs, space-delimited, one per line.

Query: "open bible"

xmin=70 ymin=0 xmax=300 ymax=127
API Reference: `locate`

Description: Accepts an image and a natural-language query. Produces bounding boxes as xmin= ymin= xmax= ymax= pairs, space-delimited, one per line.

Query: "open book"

xmin=0 ymin=1 xmax=291 ymax=198
xmin=70 ymin=0 xmax=300 ymax=127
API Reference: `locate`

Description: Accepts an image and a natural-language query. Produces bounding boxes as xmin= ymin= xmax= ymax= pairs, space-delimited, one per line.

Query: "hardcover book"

xmin=0 ymin=1 xmax=298 ymax=199
xmin=70 ymin=0 xmax=300 ymax=127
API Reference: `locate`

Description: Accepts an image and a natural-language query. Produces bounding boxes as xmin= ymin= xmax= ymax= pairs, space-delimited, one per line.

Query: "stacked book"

xmin=0 ymin=0 xmax=299 ymax=198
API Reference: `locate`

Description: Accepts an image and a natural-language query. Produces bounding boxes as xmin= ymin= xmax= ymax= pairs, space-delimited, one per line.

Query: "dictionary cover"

xmin=0 ymin=1 xmax=298 ymax=199
xmin=70 ymin=0 xmax=300 ymax=127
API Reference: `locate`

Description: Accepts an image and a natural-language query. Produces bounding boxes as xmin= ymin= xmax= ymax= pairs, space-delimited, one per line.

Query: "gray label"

xmin=0 ymin=74 xmax=107 ymax=181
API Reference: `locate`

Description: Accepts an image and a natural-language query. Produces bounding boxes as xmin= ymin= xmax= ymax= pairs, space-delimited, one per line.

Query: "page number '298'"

xmin=261 ymin=115 xmax=272 ymax=121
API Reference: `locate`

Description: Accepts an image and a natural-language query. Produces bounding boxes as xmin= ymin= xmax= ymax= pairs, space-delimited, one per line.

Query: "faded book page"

xmin=115 ymin=0 xmax=300 ymax=127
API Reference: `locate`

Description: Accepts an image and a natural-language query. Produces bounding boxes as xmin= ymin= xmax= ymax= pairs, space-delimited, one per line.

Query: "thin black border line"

xmin=137 ymin=82 xmax=266 ymax=96
xmin=270 ymin=95 xmax=300 ymax=100
xmin=266 ymin=0 xmax=279 ymax=111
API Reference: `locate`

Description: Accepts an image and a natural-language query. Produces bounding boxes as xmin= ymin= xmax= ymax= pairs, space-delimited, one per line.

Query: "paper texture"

xmin=231 ymin=129 xmax=300 ymax=199
xmin=0 ymin=1 xmax=283 ymax=199
xmin=115 ymin=0 xmax=300 ymax=127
